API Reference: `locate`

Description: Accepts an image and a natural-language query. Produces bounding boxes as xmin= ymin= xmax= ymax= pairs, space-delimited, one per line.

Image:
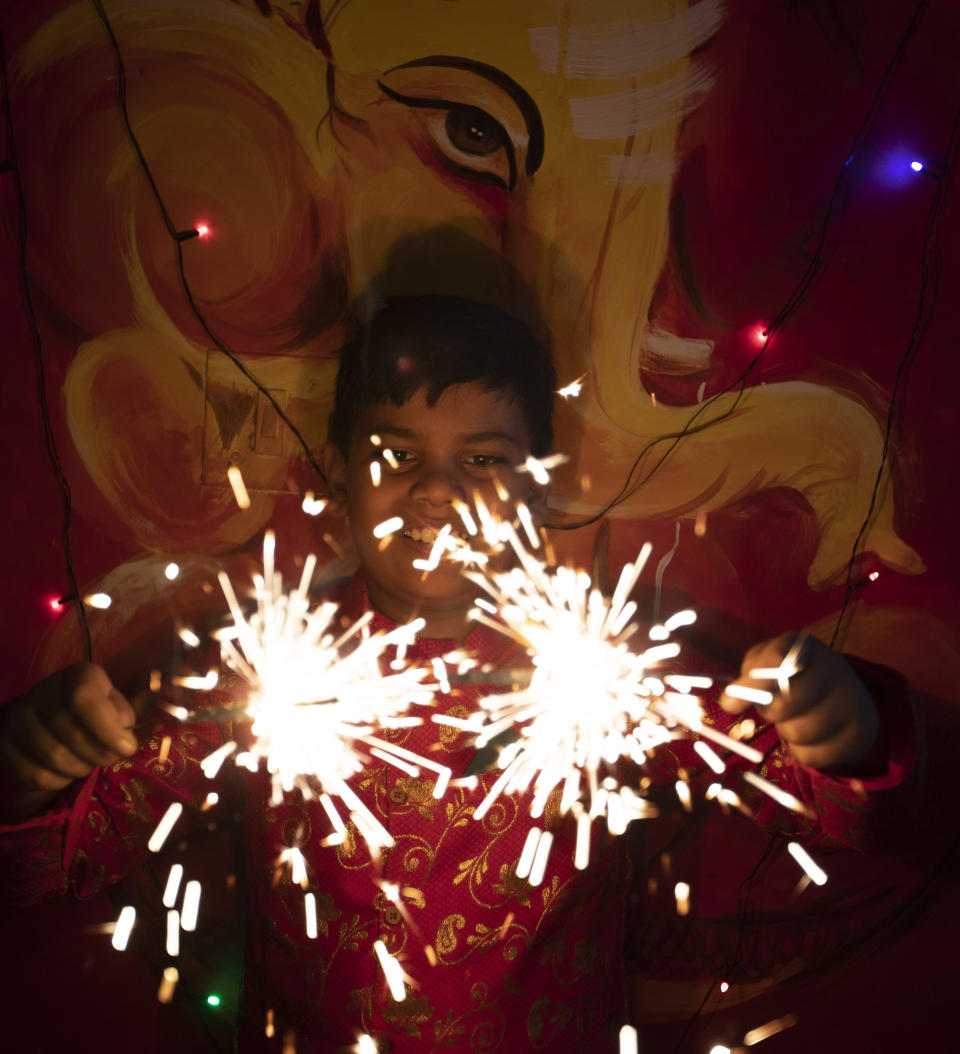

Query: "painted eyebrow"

xmin=380 ymin=55 xmax=545 ymax=175
xmin=369 ymin=426 xmax=523 ymax=446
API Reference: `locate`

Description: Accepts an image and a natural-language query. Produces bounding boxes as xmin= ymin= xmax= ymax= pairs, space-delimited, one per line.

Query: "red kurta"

xmin=0 ymin=576 xmax=921 ymax=1053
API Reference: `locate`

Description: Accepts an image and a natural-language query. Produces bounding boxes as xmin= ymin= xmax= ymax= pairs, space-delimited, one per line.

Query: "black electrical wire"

xmin=549 ymin=0 xmax=931 ymax=536
xmin=90 ymin=0 xmax=328 ymax=487
xmin=831 ymin=97 xmax=960 ymax=647
xmin=0 ymin=29 xmax=92 ymax=661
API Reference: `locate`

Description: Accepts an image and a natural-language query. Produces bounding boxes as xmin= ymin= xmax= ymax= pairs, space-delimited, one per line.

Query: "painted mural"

xmin=1 ymin=0 xmax=958 ymax=1050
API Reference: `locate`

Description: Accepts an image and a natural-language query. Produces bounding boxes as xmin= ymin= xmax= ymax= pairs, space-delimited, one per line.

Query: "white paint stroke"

xmin=569 ymin=64 xmax=714 ymax=141
xmin=604 ymin=151 xmax=677 ymax=187
xmin=528 ymin=1 xmax=725 ymax=79
xmin=638 ymin=327 xmax=714 ymax=374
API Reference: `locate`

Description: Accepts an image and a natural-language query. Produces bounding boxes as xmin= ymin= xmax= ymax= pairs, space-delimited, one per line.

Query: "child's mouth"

xmin=399 ymin=525 xmax=468 ymax=549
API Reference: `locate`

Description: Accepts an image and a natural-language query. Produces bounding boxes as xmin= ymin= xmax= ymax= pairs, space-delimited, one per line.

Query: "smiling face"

xmin=325 ymin=382 xmax=545 ymax=639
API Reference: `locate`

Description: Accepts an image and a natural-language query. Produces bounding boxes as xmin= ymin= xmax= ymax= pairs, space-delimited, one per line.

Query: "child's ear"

xmin=321 ymin=442 xmax=349 ymax=515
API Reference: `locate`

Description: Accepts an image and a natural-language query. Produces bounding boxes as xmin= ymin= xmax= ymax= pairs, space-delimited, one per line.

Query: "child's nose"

xmin=411 ymin=464 xmax=466 ymax=507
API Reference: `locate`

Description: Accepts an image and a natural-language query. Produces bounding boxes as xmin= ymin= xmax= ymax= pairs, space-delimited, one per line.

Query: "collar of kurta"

xmin=335 ymin=570 xmax=525 ymax=668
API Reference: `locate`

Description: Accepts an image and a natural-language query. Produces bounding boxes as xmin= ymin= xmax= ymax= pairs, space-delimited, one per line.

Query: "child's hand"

xmin=0 ymin=664 xmax=138 ymax=803
xmin=721 ymin=634 xmax=879 ymax=771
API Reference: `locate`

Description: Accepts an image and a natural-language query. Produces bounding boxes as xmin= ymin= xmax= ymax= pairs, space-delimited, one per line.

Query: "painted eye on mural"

xmin=377 ymin=84 xmax=517 ymax=191
xmin=375 ymin=58 xmax=545 ymax=196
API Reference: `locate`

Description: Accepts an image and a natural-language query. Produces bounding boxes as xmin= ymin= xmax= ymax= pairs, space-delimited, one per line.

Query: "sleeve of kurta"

xmin=0 ymin=709 xmax=228 ymax=906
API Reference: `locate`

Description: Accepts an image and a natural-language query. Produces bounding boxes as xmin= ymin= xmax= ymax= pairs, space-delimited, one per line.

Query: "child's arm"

xmin=0 ymin=664 xmax=139 ymax=824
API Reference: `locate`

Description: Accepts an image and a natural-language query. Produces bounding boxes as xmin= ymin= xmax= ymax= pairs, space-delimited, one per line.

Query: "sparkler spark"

xmin=517 ymin=454 xmax=568 ymax=485
xmin=227 ymin=465 xmax=251 ymax=509
xmin=166 ymin=910 xmax=181 ymax=955
xmin=787 ymin=840 xmax=828 ymax=885
xmin=373 ymin=940 xmax=407 ymax=1002
xmin=619 ymin=1025 xmax=639 ymax=1054
xmin=162 ymin=863 xmax=184 ymax=907
xmin=111 ymin=905 xmax=136 ymax=951
xmin=181 ymin=880 xmax=202 ymax=931
xmin=148 ymin=802 xmax=183 ymax=852
xmin=724 ymin=684 xmax=774 ymax=706
xmin=157 ymin=967 xmax=179 ymax=1004
xmin=743 ymin=1014 xmax=798 ymax=1045
xmin=301 ymin=492 xmax=328 ymax=516
xmin=556 ymin=374 xmax=586 ymax=399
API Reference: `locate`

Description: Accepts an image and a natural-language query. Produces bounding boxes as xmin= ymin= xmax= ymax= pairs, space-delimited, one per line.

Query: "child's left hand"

xmin=721 ymin=633 xmax=880 ymax=771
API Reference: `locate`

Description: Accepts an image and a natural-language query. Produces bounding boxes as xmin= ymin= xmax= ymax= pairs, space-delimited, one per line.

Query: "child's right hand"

xmin=0 ymin=664 xmax=138 ymax=814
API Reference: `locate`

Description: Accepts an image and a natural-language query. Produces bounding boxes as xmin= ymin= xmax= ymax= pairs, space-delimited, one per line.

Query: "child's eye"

xmin=380 ymin=447 xmax=416 ymax=470
xmin=464 ymin=453 xmax=506 ymax=471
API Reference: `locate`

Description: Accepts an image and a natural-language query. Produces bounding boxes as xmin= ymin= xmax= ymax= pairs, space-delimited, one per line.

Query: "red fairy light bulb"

xmin=195 ymin=222 xmax=211 ymax=239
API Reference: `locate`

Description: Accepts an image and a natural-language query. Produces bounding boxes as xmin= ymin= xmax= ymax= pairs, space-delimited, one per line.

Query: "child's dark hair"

xmin=327 ymin=295 xmax=556 ymax=456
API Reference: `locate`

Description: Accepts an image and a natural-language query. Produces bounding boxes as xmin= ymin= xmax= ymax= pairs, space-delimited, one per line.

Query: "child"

xmin=0 ymin=296 xmax=919 ymax=1053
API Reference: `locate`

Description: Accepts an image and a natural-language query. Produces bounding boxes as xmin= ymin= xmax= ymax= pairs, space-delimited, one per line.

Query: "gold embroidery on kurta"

xmin=435 ymin=913 xmax=466 ymax=958
xmin=431 ymin=981 xmax=506 ymax=1052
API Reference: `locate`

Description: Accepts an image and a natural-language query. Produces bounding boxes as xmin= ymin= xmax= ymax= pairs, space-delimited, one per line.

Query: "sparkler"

xmin=176 ymin=530 xmax=447 ymax=852
xmin=422 ymin=507 xmax=716 ymax=871
xmin=422 ymin=494 xmax=826 ymax=885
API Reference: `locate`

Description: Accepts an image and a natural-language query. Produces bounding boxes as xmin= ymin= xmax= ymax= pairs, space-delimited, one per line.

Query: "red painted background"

xmin=1 ymin=1 xmax=958 ymax=1050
